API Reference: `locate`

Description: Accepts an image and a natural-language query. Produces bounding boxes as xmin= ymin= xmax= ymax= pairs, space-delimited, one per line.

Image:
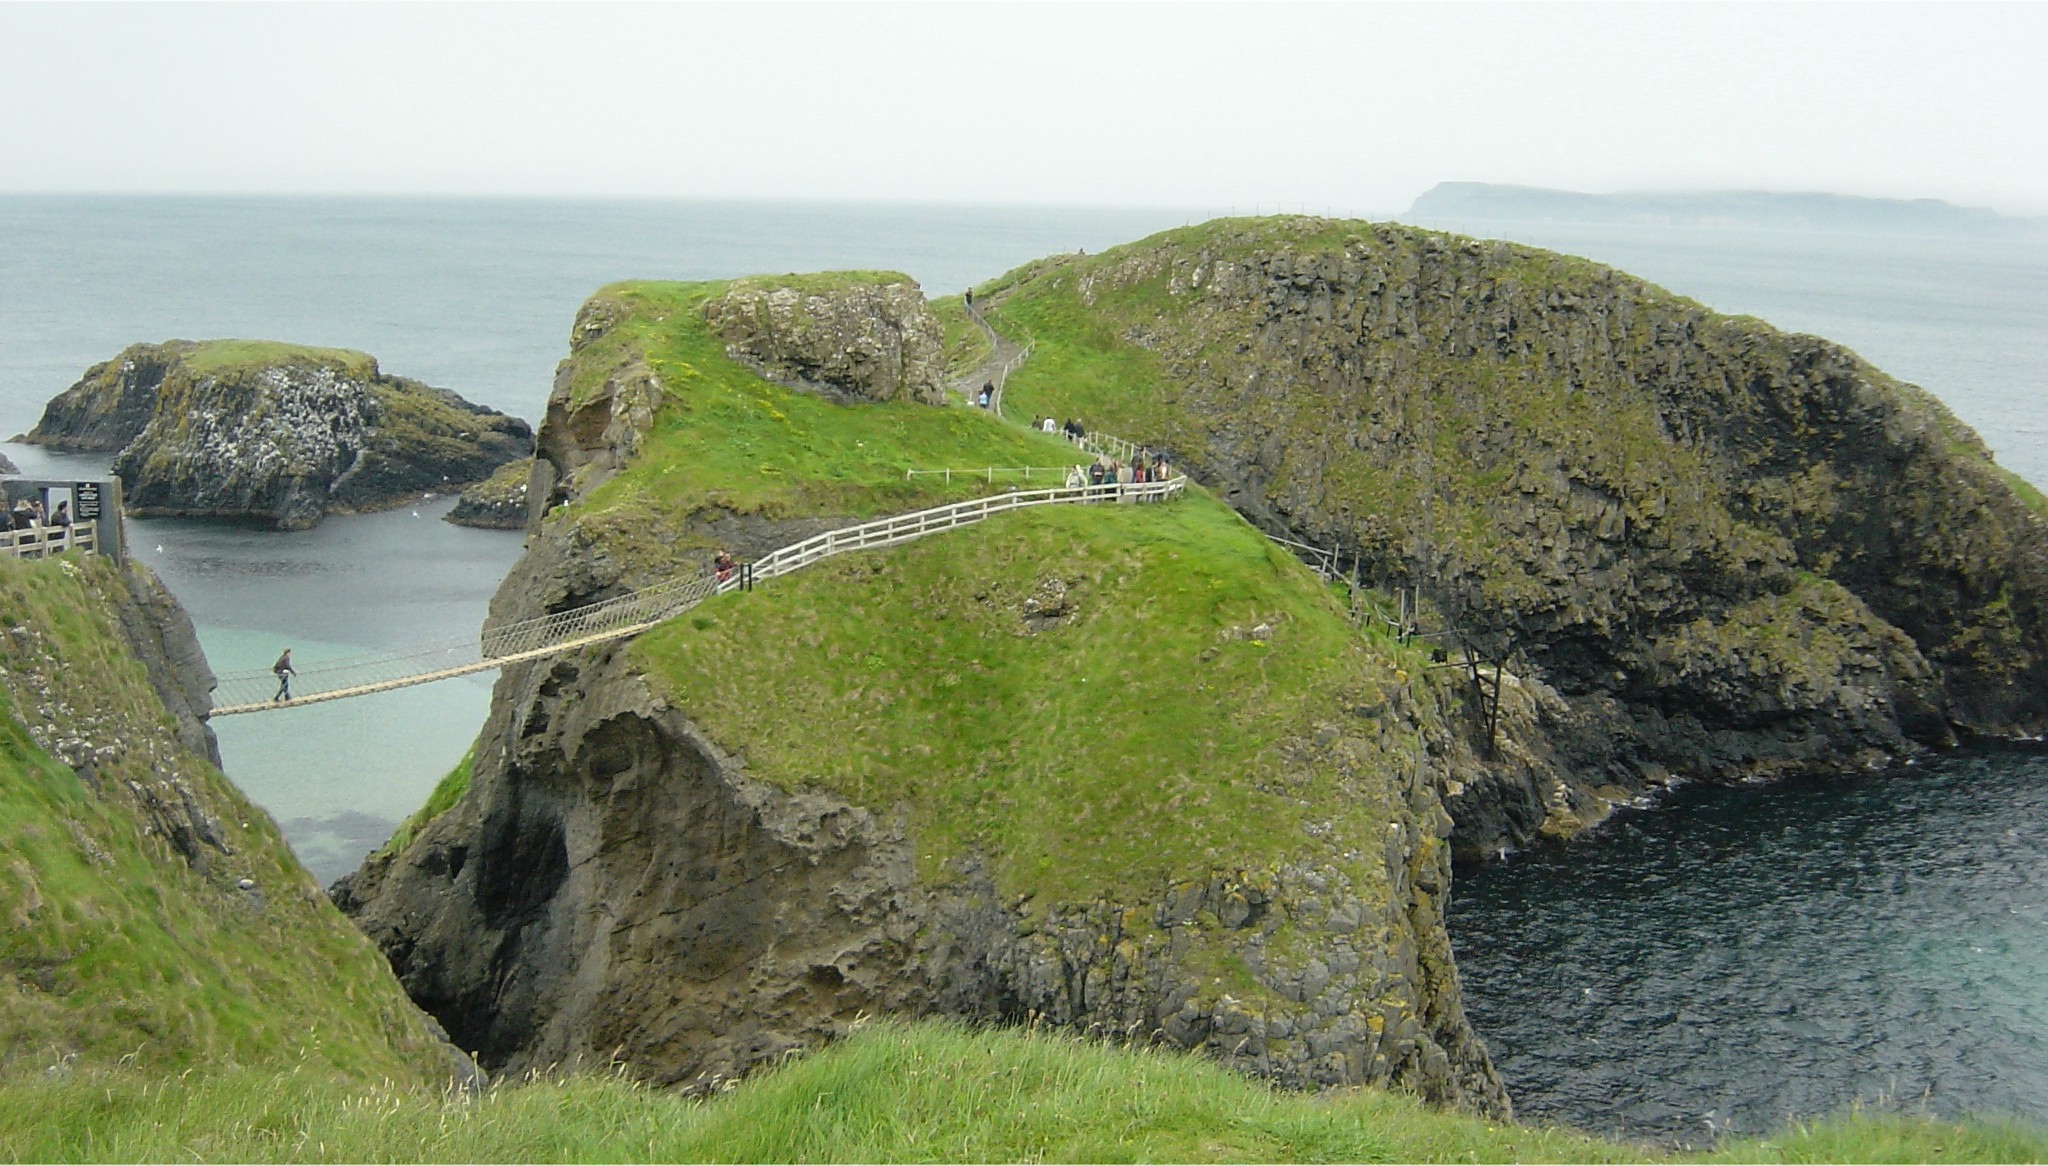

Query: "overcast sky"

xmin=3 ymin=2 xmax=2045 ymax=216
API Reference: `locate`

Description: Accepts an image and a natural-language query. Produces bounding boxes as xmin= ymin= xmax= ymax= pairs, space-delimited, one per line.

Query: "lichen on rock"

xmin=703 ymin=273 xmax=947 ymax=406
xmin=24 ymin=340 xmax=533 ymax=530
xmin=445 ymin=457 xmax=533 ymax=530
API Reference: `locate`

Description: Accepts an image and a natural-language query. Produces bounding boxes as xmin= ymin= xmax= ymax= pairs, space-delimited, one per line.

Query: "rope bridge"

xmin=210 ymin=464 xmax=1184 ymax=716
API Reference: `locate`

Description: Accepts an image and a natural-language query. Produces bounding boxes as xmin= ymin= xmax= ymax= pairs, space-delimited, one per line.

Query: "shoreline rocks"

xmin=445 ymin=457 xmax=533 ymax=530
xmin=24 ymin=340 xmax=533 ymax=531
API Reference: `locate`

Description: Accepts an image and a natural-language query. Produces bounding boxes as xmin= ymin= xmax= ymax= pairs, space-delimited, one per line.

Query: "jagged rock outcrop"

xmin=984 ymin=217 xmax=2048 ymax=856
xmin=704 ymin=275 xmax=947 ymax=405
xmin=23 ymin=340 xmax=533 ymax=530
xmin=339 ymin=271 xmax=1508 ymax=1116
xmin=445 ymin=457 xmax=533 ymax=530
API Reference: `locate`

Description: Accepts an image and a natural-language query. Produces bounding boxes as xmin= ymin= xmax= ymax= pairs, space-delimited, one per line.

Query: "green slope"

xmin=634 ymin=493 xmax=1433 ymax=913
xmin=559 ymin=279 xmax=1083 ymax=535
xmin=0 ymin=554 xmax=451 ymax=1085
xmin=4 ymin=1018 xmax=2039 ymax=1163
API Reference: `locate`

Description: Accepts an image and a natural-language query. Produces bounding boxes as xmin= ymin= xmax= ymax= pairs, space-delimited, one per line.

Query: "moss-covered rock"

xmin=983 ymin=215 xmax=2048 ymax=855
xmin=24 ymin=340 xmax=533 ymax=530
xmin=444 ymin=457 xmax=533 ymax=530
xmin=703 ymin=272 xmax=947 ymax=406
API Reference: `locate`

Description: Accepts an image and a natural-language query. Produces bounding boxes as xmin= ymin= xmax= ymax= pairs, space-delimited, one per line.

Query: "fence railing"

xmin=210 ymin=464 xmax=1186 ymax=714
xmin=904 ymin=465 xmax=1086 ymax=484
xmin=0 ymin=523 xmax=98 ymax=560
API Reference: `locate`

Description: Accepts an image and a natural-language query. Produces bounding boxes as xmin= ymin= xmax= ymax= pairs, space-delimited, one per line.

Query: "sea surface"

xmin=3 ymin=196 xmax=2045 ymax=1138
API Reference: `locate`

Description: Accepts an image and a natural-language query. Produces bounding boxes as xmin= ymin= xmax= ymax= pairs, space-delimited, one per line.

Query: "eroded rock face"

xmin=704 ymin=277 xmax=947 ymax=406
xmin=335 ymin=638 xmax=1505 ymax=1113
xmin=25 ymin=341 xmax=533 ymax=531
xmin=1001 ymin=220 xmax=2048 ymax=857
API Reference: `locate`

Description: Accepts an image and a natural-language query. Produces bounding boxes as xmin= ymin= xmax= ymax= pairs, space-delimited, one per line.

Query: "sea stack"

xmin=23 ymin=339 xmax=533 ymax=530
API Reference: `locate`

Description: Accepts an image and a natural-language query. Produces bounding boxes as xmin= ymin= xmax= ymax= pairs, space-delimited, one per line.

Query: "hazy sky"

xmin=4 ymin=2 xmax=2045 ymax=215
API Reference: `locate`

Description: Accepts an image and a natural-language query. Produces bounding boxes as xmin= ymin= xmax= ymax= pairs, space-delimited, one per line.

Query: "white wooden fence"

xmin=210 ymin=467 xmax=1186 ymax=714
xmin=0 ymin=524 xmax=98 ymax=560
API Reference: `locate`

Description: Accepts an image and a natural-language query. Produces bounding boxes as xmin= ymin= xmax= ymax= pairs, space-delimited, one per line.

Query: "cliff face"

xmin=986 ymin=217 xmax=2048 ymax=856
xmin=25 ymin=340 xmax=533 ymax=531
xmin=704 ymin=274 xmax=948 ymax=406
xmin=0 ymin=552 xmax=469 ymax=1083
xmin=338 ymin=272 xmax=1507 ymax=1114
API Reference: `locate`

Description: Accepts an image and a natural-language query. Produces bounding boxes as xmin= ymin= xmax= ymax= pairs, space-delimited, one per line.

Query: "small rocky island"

xmin=22 ymin=339 xmax=533 ymax=530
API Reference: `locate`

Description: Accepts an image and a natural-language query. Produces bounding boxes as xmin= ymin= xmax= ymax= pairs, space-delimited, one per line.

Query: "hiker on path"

xmin=714 ymin=550 xmax=736 ymax=585
xmin=272 ymin=648 xmax=296 ymax=703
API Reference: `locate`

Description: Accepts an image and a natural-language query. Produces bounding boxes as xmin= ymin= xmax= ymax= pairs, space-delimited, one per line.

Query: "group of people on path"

xmin=6 ymin=496 xmax=72 ymax=546
xmin=1067 ymin=451 xmax=1173 ymax=493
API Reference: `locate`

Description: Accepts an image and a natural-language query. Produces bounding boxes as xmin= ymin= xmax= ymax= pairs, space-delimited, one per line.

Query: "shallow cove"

xmin=1446 ymin=744 xmax=2048 ymax=1145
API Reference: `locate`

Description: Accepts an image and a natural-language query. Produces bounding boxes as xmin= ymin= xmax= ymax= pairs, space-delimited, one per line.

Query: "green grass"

xmin=4 ymin=1018 xmax=2037 ymax=1163
xmin=0 ymin=554 xmax=450 ymax=1086
xmin=930 ymin=293 xmax=992 ymax=379
xmin=556 ymin=280 xmax=1098 ymax=558
xmin=371 ymin=749 xmax=472 ymax=861
xmin=633 ymin=489 xmax=1432 ymax=913
xmin=175 ymin=339 xmax=377 ymax=377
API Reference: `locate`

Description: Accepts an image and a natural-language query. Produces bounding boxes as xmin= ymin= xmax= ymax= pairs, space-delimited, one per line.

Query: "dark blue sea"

xmin=3 ymin=196 xmax=2045 ymax=1139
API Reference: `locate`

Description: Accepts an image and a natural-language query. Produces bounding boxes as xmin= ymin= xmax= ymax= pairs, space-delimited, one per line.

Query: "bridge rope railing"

xmin=210 ymin=466 xmax=1185 ymax=715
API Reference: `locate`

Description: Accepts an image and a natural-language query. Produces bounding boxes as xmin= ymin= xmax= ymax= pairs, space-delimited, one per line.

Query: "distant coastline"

xmin=1406 ymin=181 xmax=2048 ymax=238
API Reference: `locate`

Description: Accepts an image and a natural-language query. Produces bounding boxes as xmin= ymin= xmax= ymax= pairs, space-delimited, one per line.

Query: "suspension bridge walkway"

xmin=210 ymin=438 xmax=1184 ymax=716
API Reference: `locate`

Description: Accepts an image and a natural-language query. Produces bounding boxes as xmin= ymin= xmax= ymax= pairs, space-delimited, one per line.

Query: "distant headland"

xmin=1406 ymin=181 xmax=2048 ymax=238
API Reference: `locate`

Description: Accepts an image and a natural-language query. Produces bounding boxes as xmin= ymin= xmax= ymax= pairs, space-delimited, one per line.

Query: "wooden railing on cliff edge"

xmin=209 ymin=468 xmax=1185 ymax=716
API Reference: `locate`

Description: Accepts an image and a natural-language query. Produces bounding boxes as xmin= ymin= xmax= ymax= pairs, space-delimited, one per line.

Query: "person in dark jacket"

xmin=272 ymin=648 xmax=296 ymax=702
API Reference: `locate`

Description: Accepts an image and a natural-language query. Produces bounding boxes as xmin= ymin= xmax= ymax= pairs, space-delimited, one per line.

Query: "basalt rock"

xmin=704 ymin=275 xmax=947 ymax=406
xmin=24 ymin=341 xmax=533 ymax=531
xmin=336 ymin=639 xmax=1504 ymax=1114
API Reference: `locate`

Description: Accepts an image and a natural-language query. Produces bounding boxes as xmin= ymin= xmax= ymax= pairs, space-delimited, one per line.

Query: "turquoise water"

xmin=3 ymin=197 xmax=2046 ymax=1131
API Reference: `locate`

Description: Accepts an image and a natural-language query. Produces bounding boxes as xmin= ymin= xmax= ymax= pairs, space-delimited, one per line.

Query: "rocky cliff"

xmin=984 ymin=216 xmax=2048 ymax=857
xmin=0 ymin=551 xmax=470 ymax=1083
xmin=703 ymin=273 xmax=948 ymax=406
xmin=23 ymin=340 xmax=533 ymax=530
xmin=337 ymin=272 xmax=1507 ymax=1115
